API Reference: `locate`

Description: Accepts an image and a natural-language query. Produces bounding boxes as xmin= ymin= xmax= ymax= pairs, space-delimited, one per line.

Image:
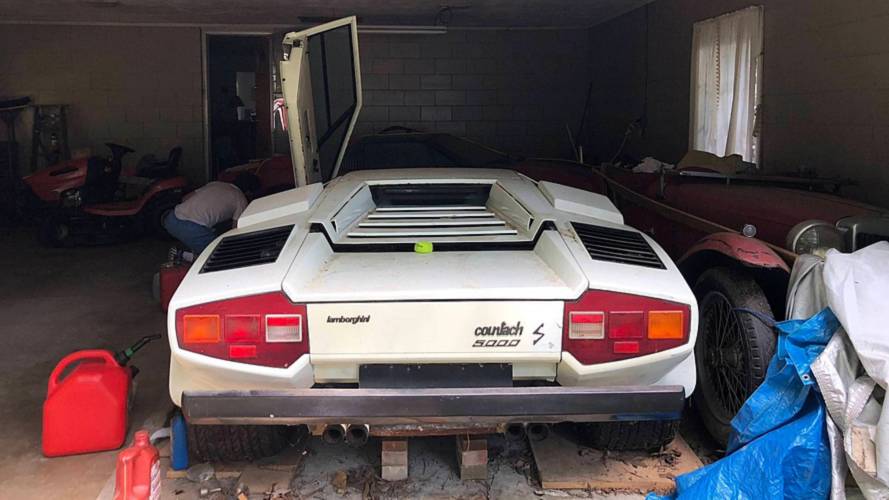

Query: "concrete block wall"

xmin=354 ymin=29 xmax=591 ymax=158
xmin=584 ymin=0 xmax=889 ymax=207
xmin=0 ymin=24 xmax=592 ymax=184
xmin=0 ymin=25 xmax=204 ymax=183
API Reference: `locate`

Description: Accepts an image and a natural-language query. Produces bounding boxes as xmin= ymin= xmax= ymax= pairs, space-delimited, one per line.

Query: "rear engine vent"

xmin=571 ymin=222 xmax=664 ymax=269
xmin=370 ymin=184 xmax=491 ymax=207
xmin=201 ymin=225 xmax=294 ymax=273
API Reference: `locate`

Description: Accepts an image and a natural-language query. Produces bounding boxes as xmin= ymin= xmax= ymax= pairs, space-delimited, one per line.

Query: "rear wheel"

xmin=187 ymin=424 xmax=289 ymax=462
xmin=579 ymin=420 xmax=678 ymax=451
xmin=692 ymin=267 xmax=776 ymax=446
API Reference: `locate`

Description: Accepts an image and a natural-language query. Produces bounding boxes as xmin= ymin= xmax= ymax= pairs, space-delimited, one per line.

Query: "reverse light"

xmin=175 ymin=292 xmax=309 ymax=368
xmin=568 ymin=312 xmax=604 ymax=339
xmin=563 ymin=290 xmax=690 ymax=365
xmin=266 ymin=315 xmax=302 ymax=343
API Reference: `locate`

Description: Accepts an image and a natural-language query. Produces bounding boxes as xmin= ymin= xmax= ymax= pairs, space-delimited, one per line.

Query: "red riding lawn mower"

xmin=23 ymin=143 xmax=189 ymax=246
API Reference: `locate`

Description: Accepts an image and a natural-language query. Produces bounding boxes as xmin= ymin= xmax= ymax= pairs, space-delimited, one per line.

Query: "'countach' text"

xmin=472 ymin=321 xmax=523 ymax=348
xmin=474 ymin=321 xmax=523 ymax=336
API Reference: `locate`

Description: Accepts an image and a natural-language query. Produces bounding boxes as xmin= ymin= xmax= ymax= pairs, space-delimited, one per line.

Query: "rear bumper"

xmin=182 ymin=385 xmax=686 ymax=426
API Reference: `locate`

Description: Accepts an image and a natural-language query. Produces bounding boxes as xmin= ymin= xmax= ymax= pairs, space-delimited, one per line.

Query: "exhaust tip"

xmin=525 ymin=423 xmax=550 ymax=442
xmin=505 ymin=423 xmax=526 ymax=441
xmin=345 ymin=424 xmax=369 ymax=448
xmin=322 ymin=424 xmax=345 ymax=444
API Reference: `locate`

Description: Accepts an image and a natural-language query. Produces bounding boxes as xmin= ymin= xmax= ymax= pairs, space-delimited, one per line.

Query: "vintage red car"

xmin=595 ymin=160 xmax=889 ymax=444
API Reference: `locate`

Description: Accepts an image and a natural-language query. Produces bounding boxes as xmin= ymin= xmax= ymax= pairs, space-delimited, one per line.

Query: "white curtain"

xmin=690 ymin=6 xmax=763 ymax=163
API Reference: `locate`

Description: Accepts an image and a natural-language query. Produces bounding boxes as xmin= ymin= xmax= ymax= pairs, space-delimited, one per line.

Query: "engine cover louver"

xmin=571 ymin=222 xmax=665 ymax=269
xmin=201 ymin=225 xmax=294 ymax=273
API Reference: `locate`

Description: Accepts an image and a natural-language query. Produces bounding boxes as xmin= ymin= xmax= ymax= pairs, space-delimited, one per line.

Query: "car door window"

xmin=307 ymin=25 xmax=358 ymax=181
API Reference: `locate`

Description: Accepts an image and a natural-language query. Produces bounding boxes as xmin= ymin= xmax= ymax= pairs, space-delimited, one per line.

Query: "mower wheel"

xmin=143 ymin=194 xmax=180 ymax=239
xmin=38 ymin=216 xmax=71 ymax=247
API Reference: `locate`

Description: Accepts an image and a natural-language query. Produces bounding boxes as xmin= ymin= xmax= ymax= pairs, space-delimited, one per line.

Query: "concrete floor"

xmin=0 ymin=230 xmax=645 ymax=499
xmin=0 ymin=230 xmax=171 ymax=499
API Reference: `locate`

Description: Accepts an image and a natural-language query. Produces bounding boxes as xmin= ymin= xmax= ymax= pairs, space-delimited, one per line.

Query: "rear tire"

xmin=579 ymin=420 xmax=678 ymax=452
xmin=692 ymin=267 xmax=776 ymax=447
xmin=187 ymin=424 xmax=288 ymax=462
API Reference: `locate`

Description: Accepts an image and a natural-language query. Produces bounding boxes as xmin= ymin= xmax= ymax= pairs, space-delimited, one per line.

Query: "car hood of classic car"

xmin=604 ymin=166 xmax=887 ymax=249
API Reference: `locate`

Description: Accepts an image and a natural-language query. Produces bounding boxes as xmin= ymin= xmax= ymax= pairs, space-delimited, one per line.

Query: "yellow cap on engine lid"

xmin=414 ymin=241 xmax=434 ymax=254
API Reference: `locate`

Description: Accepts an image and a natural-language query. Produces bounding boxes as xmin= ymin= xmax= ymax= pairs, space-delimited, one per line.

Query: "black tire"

xmin=579 ymin=420 xmax=678 ymax=452
xmin=692 ymin=267 xmax=776 ymax=447
xmin=38 ymin=215 xmax=71 ymax=247
xmin=187 ymin=424 xmax=288 ymax=462
xmin=142 ymin=193 xmax=180 ymax=239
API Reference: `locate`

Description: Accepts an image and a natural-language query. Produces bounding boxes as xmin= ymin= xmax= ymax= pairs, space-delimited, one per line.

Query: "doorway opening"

xmin=205 ymin=34 xmax=272 ymax=179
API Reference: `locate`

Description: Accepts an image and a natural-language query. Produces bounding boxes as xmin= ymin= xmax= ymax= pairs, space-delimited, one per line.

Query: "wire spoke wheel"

xmin=701 ymin=291 xmax=750 ymax=419
xmin=692 ymin=267 xmax=776 ymax=446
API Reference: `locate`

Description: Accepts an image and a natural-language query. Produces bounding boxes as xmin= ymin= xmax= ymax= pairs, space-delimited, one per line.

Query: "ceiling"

xmin=0 ymin=0 xmax=652 ymax=28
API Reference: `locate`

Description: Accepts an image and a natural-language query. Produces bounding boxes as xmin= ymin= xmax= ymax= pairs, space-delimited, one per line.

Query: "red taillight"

xmin=563 ymin=290 xmax=689 ymax=365
xmin=175 ymin=292 xmax=309 ymax=368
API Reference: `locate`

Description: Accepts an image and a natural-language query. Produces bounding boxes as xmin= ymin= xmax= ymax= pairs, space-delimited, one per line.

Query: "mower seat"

xmin=136 ymin=146 xmax=182 ymax=179
xmin=81 ymin=156 xmax=119 ymax=204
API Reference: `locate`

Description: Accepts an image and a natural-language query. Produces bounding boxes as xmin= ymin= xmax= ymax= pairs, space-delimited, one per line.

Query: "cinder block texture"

xmin=355 ymin=29 xmax=591 ymax=158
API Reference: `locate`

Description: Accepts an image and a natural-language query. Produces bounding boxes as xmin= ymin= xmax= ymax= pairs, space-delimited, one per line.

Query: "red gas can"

xmin=42 ymin=349 xmax=131 ymax=457
xmin=113 ymin=430 xmax=160 ymax=500
xmin=159 ymin=262 xmax=190 ymax=312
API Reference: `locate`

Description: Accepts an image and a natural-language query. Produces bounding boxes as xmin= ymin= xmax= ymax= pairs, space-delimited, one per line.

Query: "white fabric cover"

xmin=689 ymin=6 xmax=763 ymax=163
xmin=791 ymin=242 xmax=889 ymax=499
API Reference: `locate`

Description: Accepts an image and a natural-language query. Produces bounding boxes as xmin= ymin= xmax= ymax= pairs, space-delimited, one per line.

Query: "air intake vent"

xmin=201 ymin=225 xmax=294 ymax=273
xmin=571 ymin=222 xmax=664 ymax=269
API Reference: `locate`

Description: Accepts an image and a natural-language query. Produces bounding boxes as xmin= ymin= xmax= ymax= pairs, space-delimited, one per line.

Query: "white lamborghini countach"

xmin=168 ymin=17 xmax=698 ymax=461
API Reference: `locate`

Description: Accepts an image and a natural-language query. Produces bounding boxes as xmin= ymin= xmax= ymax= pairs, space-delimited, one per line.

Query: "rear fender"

xmin=678 ymin=232 xmax=790 ymax=319
xmin=678 ymin=232 xmax=790 ymax=272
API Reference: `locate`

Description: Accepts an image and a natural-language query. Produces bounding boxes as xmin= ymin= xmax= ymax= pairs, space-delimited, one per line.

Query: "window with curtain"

xmin=690 ymin=6 xmax=763 ymax=164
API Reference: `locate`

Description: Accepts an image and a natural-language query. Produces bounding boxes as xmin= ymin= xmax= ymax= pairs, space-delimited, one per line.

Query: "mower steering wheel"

xmin=105 ymin=143 xmax=136 ymax=154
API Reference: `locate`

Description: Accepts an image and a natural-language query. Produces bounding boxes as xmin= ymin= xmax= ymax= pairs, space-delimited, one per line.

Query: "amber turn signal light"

xmin=648 ymin=311 xmax=684 ymax=339
xmin=183 ymin=315 xmax=220 ymax=344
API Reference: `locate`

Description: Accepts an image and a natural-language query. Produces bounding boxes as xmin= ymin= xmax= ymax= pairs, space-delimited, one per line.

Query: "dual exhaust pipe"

xmin=323 ymin=422 xmax=550 ymax=446
xmin=505 ymin=422 xmax=550 ymax=442
xmin=322 ymin=424 xmax=369 ymax=447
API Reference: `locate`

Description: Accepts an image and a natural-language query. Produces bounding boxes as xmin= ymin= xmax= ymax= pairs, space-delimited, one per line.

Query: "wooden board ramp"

xmin=529 ymin=426 xmax=703 ymax=495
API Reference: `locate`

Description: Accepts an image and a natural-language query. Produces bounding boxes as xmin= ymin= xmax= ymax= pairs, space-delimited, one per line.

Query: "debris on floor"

xmin=529 ymin=426 xmax=702 ymax=494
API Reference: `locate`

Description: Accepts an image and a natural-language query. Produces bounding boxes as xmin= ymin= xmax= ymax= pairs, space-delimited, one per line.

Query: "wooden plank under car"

xmin=529 ymin=426 xmax=704 ymax=495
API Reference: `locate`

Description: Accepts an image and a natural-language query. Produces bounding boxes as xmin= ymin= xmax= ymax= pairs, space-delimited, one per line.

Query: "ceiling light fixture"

xmin=358 ymin=25 xmax=447 ymax=35
xmin=83 ymin=0 xmax=121 ymax=7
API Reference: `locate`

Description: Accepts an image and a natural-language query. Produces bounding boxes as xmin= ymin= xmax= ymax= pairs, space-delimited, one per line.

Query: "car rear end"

xmin=167 ymin=170 xmax=697 ymax=457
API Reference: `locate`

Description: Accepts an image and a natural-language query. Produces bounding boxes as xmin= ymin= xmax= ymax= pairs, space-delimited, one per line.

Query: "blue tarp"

xmin=649 ymin=309 xmax=838 ymax=500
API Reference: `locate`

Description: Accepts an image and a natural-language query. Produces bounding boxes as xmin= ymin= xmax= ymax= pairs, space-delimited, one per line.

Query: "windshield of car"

xmin=338 ymin=133 xmax=515 ymax=175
